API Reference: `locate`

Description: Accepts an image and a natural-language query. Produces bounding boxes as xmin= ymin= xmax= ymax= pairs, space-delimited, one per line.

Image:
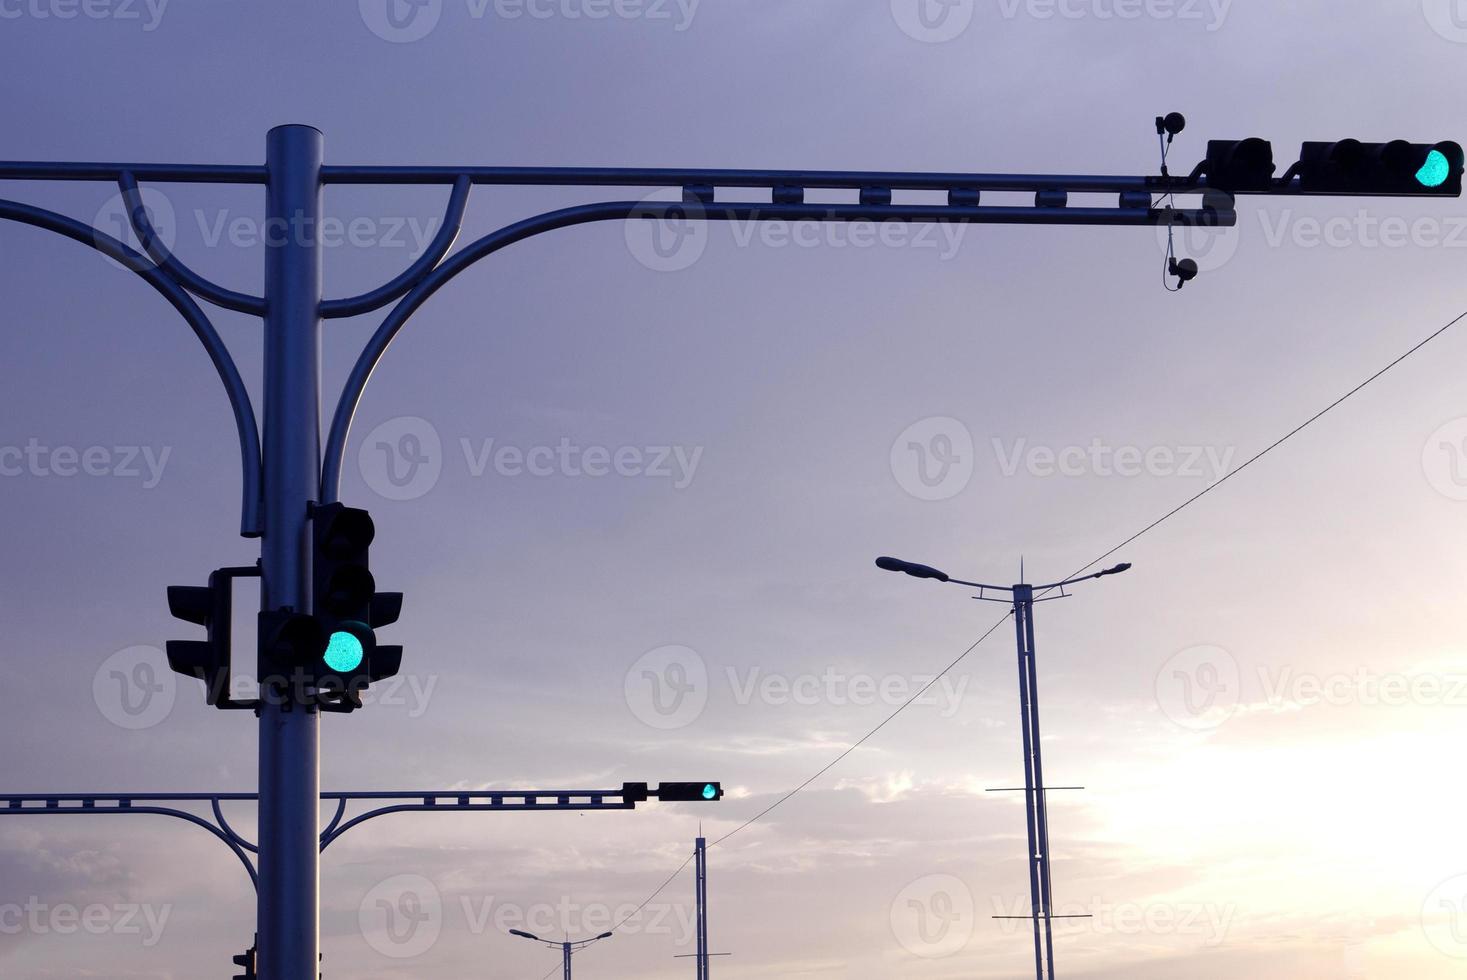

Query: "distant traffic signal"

xmin=656 ymin=782 xmax=724 ymax=802
xmin=166 ymin=565 xmax=258 ymax=709
xmin=1201 ymin=139 xmax=1276 ymax=193
xmin=1297 ymin=139 xmax=1464 ymax=196
xmin=309 ymin=503 xmax=403 ymax=711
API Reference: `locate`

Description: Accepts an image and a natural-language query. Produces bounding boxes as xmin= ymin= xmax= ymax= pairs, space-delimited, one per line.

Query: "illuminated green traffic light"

xmin=324 ymin=630 xmax=364 ymax=672
xmin=702 ymin=783 xmax=717 ymax=800
xmin=1417 ymin=149 xmax=1451 ymax=189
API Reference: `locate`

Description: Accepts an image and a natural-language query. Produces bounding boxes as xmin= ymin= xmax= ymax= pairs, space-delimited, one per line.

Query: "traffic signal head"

xmin=167 ymin=566 xmax=259 ymax=709
xmin=1297 ymin=139 xmax=1463 ymax=195
xmin=656 ymin=782 xmax=724 ymax=802
xmin=1202 ymin=139 xmax=1276 ymax=193
xmin=309 ymin=503 xmax=404 ymax=711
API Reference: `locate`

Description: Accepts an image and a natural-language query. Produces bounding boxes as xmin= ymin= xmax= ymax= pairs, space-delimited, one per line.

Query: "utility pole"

xmin=876 ymin=557 xmax=1132 ymax=980
xmin=674 ymin=832 xmax=731 ymax=976
xmin=695 ymin=834 xmax=709 ymax=980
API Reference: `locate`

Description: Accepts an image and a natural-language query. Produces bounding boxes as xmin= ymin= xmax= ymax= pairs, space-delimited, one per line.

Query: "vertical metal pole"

xmin=1023 ymin=595 xmax=1057 ymax=977
xmin=563 ymin=941 xmax=572 ymax=980
xmin=1012 ymin=585 xmax=1047 ymax=980
xmin=695 ymin=836 xmax=709 ymax=980
xmin=258 ymin=124 xmax=324 ymax=980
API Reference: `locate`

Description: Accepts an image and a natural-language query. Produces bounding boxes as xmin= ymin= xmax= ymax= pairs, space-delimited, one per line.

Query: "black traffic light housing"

xmin=310 ymin=503 xmax=403 ymax=711
xmin=167 ymin=565 xmax=260 ymax=710
xmin=1201 ymin=139 xmax=1276 ymax=193
xmin=655 ymin=782 xmax=724 ymax=802
xmin=1296 ymin=139 xmax=1464 ymax=196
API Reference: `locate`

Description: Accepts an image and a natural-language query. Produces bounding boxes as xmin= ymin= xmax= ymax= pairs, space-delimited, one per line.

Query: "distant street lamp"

xmin=510 ymin=927 xmax=614 ymax=979
xmin=875 ymin=556 xmax=1130 ymax=980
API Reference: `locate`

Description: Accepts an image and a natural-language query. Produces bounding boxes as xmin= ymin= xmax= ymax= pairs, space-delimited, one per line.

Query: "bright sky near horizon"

xmin=2 ymin=2 xmax=1467 ymax=977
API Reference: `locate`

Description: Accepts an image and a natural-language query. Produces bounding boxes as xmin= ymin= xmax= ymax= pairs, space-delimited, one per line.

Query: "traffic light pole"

xmin=0 ymin=124 xmax=1455 ymax=978
xmin=258 ymin=125 xmax=326 ymax=980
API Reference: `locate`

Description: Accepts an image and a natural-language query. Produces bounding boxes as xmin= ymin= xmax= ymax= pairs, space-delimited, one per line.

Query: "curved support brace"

xmin=0 ymin=198 xmax=264 ymax=536
xmin=321 ymin=200 xmax=645 ymax=500
xmin=319 ymin=198 xmax=1233 ymax=500
xmin=319 ymin=797 xmax=347 ymax=845
xmin=212 ymin=797 xmax=258 ymax=853
xmin=319 ymin=805 xmax=420 ymax=852
xmin=321 ymin=176 xmax=471 ymax=319
xmin=0 ymin=807 xmax=258 ymax=890
xmin=118 ymin=173 xmax=268 ymax=316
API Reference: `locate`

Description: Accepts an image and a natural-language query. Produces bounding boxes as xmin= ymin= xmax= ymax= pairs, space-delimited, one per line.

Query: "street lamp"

xmin=510 ymin=927 xmax=614 ymax=979
xmin=874 ymin=555 xmax=1131 ymax=980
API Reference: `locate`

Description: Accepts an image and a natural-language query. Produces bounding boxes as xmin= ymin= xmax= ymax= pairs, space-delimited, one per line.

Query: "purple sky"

xmin=2 ymin=1 xmax=1467 ymax=977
